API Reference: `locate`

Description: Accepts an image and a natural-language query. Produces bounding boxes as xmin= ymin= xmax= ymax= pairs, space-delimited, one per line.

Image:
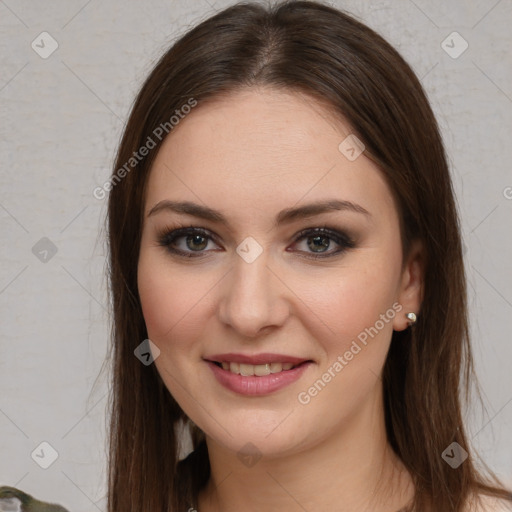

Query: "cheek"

xmin=299 ymin=258 xmax=400 ymax=348
xmin=137 ymin=250 xmax=187 ymax=343
xmin=292 ymin=265 xmax=401 ymax=431
xmin=137 ymin=261 xmax=172 ymax=340
xmin=137 ymin=252 xmax=216 ymax=352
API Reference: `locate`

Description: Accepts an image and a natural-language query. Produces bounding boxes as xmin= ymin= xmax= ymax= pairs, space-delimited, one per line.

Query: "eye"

xmin=156 ymin=224 xmax=355 ymax=259
xmin=157 ymin=225 xmax=220 ymax=258
xmin=290 ymin=226 xmax=355 ymax=259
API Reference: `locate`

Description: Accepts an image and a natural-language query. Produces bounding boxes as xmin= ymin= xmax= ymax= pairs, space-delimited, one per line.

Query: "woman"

xmin=104 ymin=1 xmax=512 ymax=511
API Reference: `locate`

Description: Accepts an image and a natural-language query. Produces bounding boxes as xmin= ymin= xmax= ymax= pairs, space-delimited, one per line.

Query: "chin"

xmin=200 ymin=411 xmax=319 ymax=460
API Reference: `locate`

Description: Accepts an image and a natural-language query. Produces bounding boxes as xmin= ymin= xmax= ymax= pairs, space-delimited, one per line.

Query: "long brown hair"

xmin=104 ymin=1 xmax=512 ymax=510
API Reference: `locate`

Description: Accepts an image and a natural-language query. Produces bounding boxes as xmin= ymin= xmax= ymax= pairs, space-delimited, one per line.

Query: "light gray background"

xmin=1 ymin=0 xmax=511 ymax=510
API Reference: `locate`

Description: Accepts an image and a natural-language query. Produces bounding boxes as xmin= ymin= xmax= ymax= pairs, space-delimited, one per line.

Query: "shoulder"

xmin=0 ymin=486 xmax=70 ymax=512
xmin=467 ymin=492 xmax=512 ymax=512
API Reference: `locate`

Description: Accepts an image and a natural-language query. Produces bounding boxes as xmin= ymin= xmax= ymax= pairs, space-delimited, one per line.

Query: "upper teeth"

xmin=220 ymin=362 xmax=295 ymax=376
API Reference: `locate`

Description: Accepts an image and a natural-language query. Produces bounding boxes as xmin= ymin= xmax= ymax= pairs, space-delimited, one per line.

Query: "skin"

xmin=137 ymin=87 xmax=424 ymax=512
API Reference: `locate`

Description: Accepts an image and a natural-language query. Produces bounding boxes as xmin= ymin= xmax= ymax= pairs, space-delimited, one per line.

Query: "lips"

xmin=204 ymin=353 xmax=313 ymax=395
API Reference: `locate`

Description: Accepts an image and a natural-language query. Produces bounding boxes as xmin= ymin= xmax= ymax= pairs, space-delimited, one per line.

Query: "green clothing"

xmin=0 ymin=486 xmax=69 ymax=512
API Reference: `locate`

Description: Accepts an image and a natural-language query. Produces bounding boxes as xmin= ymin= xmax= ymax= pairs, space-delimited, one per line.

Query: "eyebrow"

xmin=147 ymin=199 xmax=371 ymax=227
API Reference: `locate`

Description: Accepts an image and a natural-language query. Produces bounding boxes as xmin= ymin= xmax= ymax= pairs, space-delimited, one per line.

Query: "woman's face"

xmin=137 ymin=88 xmax=422 ymax=458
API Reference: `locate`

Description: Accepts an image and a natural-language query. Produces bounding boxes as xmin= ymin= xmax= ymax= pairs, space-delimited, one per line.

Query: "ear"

xmin=393 ymin=239 xmax=425 ymax=331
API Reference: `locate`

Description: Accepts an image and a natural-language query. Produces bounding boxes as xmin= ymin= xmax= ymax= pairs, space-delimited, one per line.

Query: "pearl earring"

xmin=406 ymin=312 xmax=417 ymax=325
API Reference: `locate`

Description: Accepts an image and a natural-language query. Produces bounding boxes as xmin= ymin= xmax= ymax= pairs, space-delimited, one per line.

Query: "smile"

xmin=204 ymin=353 xmax=313 ymax=395
xmin=216 ymin=361 xmax=297 ymax=376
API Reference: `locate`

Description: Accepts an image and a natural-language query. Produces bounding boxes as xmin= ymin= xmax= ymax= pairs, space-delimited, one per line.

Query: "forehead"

xmin=154 ymin=88 xmax=352 ymax=173
xmin=144 ymin=88 xmax=397 ymax=225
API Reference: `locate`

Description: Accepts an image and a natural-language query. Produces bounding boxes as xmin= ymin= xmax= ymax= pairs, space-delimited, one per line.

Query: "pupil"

xmin=187 ymin=235 xmax=207 ymax=251
xmin=308 ymin=235 xmax=329 ymax=252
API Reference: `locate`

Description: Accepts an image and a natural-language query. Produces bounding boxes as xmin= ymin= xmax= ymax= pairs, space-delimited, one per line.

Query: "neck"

xmin=197 ymin=386 xmax=415 ymax=512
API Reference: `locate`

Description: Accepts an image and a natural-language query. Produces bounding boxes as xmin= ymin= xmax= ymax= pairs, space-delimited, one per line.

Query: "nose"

xmin=218 ymin=248 xmax=290 ymax=339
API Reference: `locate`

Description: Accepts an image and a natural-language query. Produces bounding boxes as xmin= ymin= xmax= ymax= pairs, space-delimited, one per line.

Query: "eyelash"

xmin=156 ymin=223 xmax=356 ymax=260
